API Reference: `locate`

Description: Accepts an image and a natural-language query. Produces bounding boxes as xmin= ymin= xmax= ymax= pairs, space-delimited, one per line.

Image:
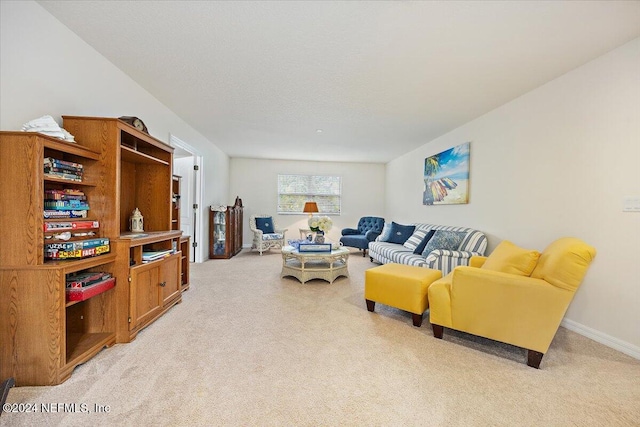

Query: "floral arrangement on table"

xmin=308 ymin=215 xmax=332 ymax=234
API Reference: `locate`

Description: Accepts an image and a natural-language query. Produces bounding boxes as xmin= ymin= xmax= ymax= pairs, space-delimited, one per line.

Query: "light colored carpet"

xmin=2 ymin=249 xmax=639 ymax=426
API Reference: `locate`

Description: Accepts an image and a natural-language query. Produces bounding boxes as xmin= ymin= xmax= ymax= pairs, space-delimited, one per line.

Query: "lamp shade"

xmin=303 ymin=202 xmax=319 ymax=214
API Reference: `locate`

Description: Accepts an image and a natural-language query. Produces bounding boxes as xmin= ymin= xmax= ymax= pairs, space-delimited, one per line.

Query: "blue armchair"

xmin=340 ymin=217 xmax=385 ymax=257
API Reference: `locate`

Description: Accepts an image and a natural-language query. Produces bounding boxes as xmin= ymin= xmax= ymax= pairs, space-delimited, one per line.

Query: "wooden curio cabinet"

xmin=209 ymin=197 xmax=243 ymax=259
xmin=233 ymin=197 xmax=244 ymax=256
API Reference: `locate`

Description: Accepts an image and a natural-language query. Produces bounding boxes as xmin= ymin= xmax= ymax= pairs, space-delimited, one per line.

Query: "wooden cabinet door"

xmin=129 ymin=262 xmax=162 ymax=331
xmin=159 ymin=253 xmax=181 ymax=307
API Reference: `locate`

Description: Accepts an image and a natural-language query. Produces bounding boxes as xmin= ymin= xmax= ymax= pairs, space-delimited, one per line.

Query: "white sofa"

xmin=368 ymin=223 xmax=487 ymax=275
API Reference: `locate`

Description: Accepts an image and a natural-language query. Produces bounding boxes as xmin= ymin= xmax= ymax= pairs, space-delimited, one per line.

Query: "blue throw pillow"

xmin=378 ymin=223 xmax=392 ymax=242
xmin=422 ymin=230 xmax=465 ymax=256
xmin=413 ymin=229 xmax=436 ymax=255
xmin=387 ymin=222 xmax=415 ymax=244
xmin=255 ymin=217 xmax=275 ymax=233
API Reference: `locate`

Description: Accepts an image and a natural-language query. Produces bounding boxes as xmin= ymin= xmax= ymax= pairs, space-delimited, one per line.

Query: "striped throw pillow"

xmin=403 ymin=230 xmax=427 ymax=251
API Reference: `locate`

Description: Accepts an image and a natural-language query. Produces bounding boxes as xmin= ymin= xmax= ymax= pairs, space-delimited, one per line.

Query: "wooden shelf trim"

xmin=62 ymin=115 xmax=172 ymax=151
xmin=64 ymin=332 xmax=115 ymax=370
xmin=119 ymin=230 xmax=182 ymax=246
xmin=0 ymin=130 xmax=102 ymax=161
xmin=43 ymin=138 xmax=100 ymax=160
xmin=44 ymin=175 xmax=98 ymax=187
xmin=45 ymin=253 xmax=117 ymax=273
xmin=121 ymin=145 xmax=169 ymax=166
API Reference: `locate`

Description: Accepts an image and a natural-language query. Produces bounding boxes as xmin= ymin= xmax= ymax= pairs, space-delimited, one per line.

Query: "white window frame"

xmin=277 ymin=174 xmax=342 ymax=215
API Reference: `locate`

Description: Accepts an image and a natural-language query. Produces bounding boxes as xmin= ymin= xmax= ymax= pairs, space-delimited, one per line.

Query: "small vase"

xmin=314 ymin=231 xmax=325 ymax=244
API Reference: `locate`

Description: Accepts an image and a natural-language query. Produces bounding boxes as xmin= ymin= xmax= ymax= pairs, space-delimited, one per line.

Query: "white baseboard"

xmin=561 ymin=318 xmax=640 ymax=360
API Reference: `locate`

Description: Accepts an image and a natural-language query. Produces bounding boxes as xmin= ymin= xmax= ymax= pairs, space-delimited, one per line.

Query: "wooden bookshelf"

xmin=0 ymin=116 xmax=184 ymax=385
xmin=0 ymin=131 xmax=116 ymax=386
xmin=63 ymin=117 xmax=181 ymax=344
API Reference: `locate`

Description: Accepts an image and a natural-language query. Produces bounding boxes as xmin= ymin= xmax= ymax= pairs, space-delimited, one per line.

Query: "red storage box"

xmin=66 ymin=277 xmax=115 ymax=302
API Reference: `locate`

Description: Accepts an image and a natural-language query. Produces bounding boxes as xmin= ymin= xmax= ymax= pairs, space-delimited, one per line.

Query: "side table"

xmin=298 ymin=228 xmax=316 ymax=240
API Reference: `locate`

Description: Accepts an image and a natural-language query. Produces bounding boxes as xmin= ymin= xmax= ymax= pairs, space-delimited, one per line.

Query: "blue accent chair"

xmin=340 ymin=217 xmax=385 ymax=257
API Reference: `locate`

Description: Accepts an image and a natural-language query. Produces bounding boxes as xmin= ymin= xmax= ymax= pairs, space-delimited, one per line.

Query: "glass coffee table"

xmin=281 ymin=246 xmax=350 ymax=284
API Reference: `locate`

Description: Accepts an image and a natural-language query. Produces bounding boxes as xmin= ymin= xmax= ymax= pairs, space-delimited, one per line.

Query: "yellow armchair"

xmin=428 ymin=237 xmax=596 ymax=368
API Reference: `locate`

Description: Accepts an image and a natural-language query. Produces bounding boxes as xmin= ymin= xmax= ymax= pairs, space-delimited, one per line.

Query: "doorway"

xmin=170 ymin=134 xmax=204 ymax=263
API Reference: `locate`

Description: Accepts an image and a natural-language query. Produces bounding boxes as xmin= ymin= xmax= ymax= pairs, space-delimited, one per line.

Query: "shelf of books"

xmin=1 ymin=130 xmax=116 ymax=386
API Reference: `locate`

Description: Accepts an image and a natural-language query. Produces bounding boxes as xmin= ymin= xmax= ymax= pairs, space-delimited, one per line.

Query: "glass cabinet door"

xmin=213 ymin=211 xmax=226 ymax=255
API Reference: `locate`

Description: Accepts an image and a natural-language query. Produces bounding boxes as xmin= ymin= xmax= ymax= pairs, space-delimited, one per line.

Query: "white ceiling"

xmin=38 ymin=1 xmax=640 ymax=163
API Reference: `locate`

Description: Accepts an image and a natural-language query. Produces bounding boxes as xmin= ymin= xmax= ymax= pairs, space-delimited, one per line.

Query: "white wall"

xmin=386 ymin=38 xmax=640 ymax=355
xmin=230 ymin=158 xmax=386 ymax=247
xmin=0 ymin=1 xmax=229 ymax=263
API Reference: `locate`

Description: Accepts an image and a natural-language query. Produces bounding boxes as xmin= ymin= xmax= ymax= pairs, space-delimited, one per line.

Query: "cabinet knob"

xmin=159 ymin=281 xmax=166 ymax=287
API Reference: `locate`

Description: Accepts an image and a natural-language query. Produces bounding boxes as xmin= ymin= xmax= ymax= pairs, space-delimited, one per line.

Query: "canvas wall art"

xmin=423 ymin=142 xmax=470 ymax=205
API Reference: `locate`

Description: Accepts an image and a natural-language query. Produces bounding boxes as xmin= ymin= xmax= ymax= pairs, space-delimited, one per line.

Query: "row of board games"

xmin=43 ymin=187 xmax=107 ymax=260
xmin=44 ymin=188 xmax=90 ymax=218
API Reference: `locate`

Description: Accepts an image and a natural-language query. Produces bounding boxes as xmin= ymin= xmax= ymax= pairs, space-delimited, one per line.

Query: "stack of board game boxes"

xmin=43 ymin=197 xmax=109 ymax=260
xmin=44 ymin=188 xmax=89 ymax=219
xmin=65 ymin=271 xmax=115 ymax=302
xmin=44 ymin=236 xmax=110 ymax=260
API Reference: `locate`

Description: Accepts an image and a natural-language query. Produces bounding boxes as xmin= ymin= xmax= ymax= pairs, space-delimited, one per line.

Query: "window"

xmin=277 ymin=174 xmax=341 ymax=215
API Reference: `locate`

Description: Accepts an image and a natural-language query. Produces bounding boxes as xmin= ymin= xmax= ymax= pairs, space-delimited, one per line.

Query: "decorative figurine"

xmin=129 ymin=207 xmax=144 ymax=232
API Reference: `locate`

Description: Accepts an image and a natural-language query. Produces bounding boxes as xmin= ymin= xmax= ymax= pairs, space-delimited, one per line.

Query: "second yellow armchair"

xmin=428 ymin=237 xmax=596 ymax=368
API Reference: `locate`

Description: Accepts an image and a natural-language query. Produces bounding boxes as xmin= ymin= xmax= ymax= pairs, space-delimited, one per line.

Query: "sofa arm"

xmin=449 ymin=267 xmax=575 ymax=353
xmin=424 ymin=250 xmax=481 ymax=275
xmin=365 ymin=230 xmax=381 ymax=242
xmin=342 ymin=228 xmax=360 ymax=236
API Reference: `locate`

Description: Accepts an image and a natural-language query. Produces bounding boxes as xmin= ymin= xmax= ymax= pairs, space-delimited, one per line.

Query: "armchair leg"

xmin=432 ymin=324 xmax=444 ymax=339
xmin=366 ymin=299 xmax=375 ymax=312
xmin=362 ymin=249 xmax=366 ymax=257
xmin=527 ymin=350 xmax=544 ymax=369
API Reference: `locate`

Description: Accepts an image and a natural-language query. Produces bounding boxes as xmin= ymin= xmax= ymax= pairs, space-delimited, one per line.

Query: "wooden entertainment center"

xmin=0 ymin=117 xmax=189 ymax=385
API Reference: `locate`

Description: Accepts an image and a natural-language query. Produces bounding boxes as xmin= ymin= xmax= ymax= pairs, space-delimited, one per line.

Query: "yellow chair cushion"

xmin=531 ymin=237 xmax=597 ymax=291
xmin=481 ymin=240 xmax=540 ymax=276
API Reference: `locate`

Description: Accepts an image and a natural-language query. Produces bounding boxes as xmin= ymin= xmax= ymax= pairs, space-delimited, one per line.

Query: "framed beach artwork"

xmin=423 ymin=142 xmax=470 ymax=205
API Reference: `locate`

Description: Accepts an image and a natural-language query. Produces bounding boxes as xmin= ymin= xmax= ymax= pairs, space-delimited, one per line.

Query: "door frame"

xmin=169 ymin=133 xmax=205 ymax=263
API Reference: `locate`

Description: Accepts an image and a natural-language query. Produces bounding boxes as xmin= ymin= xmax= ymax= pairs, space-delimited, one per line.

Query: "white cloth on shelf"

xmin=60 ymin=128 xmax=75 ymax=142
xmin=21 ymin=115 xmax=75 ymax=142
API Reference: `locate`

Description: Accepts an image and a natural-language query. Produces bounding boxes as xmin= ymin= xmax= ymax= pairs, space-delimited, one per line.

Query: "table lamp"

xmin=303 ymin=202 xmax=319 ymax=218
